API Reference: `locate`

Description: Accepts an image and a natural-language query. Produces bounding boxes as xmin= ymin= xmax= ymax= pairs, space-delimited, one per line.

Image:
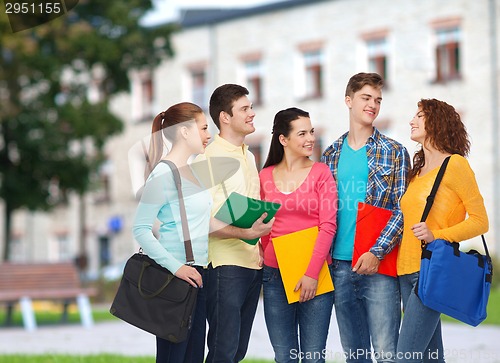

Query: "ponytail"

xmin=143 ymin=102 xmax=204 ymax=180
xmin=263 ymin=132 xmax=285 ymax=168
xmin=144 ymin=112 xmax=165 ymax=181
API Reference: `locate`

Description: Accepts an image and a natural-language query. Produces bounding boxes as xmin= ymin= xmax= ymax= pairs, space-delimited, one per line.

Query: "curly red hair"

xmin=409 ymin=98 xmax=470 ymax=180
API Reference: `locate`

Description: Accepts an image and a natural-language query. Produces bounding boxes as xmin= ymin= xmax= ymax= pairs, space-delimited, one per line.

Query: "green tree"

xmin=0 ymin=0 xmax=175 ymax=261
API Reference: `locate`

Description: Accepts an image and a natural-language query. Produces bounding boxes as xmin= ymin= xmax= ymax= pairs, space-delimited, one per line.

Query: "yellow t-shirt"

xmin=194 ymin=135 xmax=261 ymax=269
xmin=397 ymin=154 xmax=489 ymax=275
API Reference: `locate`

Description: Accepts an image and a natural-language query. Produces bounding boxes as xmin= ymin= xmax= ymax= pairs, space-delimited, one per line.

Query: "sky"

xmin=142 ymin=0 xmax=284 ymax=26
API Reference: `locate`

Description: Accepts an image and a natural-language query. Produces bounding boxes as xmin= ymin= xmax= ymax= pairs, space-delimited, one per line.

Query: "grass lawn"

xmin=0 ymin=290 xmax=498 ymax=363
xmin=0 ymin=305 xmax=116 ymax=327
xmin=1 ymin=288 xmax=499 ymax=326
xmin=0 ymin=356 xmax=269 ymax=363
xmin=0 ymin=355 xmax=153 ymax=363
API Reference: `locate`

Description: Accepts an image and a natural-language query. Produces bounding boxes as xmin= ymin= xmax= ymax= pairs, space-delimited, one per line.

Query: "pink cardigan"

xmin=259 ymin=162 xmax=338 ymax=279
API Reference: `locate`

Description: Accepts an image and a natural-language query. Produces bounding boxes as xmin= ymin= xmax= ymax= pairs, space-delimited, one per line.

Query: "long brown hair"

xmin=409 ymin=98 xmax=470 ymax=180
xmin=145 ymin=102 xmax=203 ymax=179
xmin=263 ymin=107 xmax=310 ymax=168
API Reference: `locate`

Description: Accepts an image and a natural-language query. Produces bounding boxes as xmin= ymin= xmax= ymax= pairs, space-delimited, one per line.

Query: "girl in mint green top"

xmin=133 ymin=161 xmax=212 ymax=274
xmin=131 ymin=102 xmax=212 ymax=363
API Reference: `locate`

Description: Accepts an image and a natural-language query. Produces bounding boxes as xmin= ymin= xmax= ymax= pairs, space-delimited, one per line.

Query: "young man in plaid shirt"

xmin=321 ymin=72 xmax=410 ymax=363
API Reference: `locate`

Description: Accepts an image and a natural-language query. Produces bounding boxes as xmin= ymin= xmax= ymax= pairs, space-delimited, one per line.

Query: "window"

xmin=373 ymin=117 xmax=391 ymax=132
xmin=94 ymin=158 xmax=113 ymax=204
xmin=367 ymin=38 xmax=388 ymax=82
xmin=313 ymin=136 xmax=324 ymax=162
xmin=191 ymin=69 xmax=207 ymax=109
xmin=303 ymin=50 xmax=323 ymax=99
xmin=50 ymin=233 xmax=71 ymax=261
xmin=9 ymin=234 xmax=24 ymax=262
xmin=140 ymin=74 xmax=154 ymax=121
xmin=133 ymin=71 xmax=154 ymax=123
xmin=248 ymin=143 xmax=263 ymax=170
xmin=141 ymin=77 xmax=153 ymax=106
xmin=244 ymin=60 xmax=263 ymax=106
xmin=435 ymin=27 xmax=461 ymax=82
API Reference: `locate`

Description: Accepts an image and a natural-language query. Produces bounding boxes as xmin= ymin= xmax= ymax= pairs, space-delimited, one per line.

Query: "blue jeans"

xmin=332 ymin=260 xmax=401 ymax=363
xmin=397 ymin=273 xmax=444 ymax=363
xmin=156 ymin=266 xmax=207 ymax=363
xmin=262 ymin=265 xmax=334 ymax=363
xmin=205 ymin=264 xmax=262 ymax=363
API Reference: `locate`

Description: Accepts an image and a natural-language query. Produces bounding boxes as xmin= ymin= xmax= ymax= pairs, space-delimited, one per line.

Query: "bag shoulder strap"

xmin=161 ymin=160 xmax=195 ymax=265
xmin=418 ymin=157 xmax=492 ymax=273
xmin=481 ymin=235 xmax=494 ymax=282
xmin=420 ymin=156 xmax=451 ymax=222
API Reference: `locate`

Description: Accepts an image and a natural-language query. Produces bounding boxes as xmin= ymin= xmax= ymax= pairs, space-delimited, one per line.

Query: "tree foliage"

xmin=0 ymin=0 xmax=175 ymax=260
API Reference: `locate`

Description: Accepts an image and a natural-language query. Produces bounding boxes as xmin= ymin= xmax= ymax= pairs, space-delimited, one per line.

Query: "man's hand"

xmin=209 ymin=213 xmax=274 ymax=240
xmin=246 ymin=212 xmax=274 ymax=240
xmin=258 ymin=241 xmax=264 ymax=267
xmin=352 ymin=251 xmax=380 ymax=275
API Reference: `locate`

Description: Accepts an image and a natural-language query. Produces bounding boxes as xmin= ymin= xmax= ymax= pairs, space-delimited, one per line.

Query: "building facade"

xmin=2 ymin=0 xmax=499 ymax=272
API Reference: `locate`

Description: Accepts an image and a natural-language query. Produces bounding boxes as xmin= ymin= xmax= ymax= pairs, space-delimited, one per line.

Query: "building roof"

xmin=179 ymin=0 xmax=332 ymax=28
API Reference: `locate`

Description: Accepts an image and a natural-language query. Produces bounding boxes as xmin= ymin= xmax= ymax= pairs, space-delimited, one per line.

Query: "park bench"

xmin=0 ymin=261 xmax=97 ymax=331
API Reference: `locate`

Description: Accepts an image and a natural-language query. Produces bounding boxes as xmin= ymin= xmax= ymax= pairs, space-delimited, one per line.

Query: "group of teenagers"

xmin=132 ymin=72 xmax=489 ymax=363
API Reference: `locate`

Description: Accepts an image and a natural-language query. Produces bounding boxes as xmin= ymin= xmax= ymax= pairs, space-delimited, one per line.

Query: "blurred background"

xmin=0 ymin=0 xmax=499 ymax=289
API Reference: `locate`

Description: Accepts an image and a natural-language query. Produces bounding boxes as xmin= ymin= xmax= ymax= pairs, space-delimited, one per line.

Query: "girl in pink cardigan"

xmin=259 ymin=107 xmax=338 ymax=363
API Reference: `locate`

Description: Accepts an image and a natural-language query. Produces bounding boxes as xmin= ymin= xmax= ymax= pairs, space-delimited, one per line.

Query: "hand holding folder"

xmin=353 ymin=202 xmax=398 ymax=277
xmin=214 ymin=192 xmax=281 ymax=245
xmin=273 ymin=226 xmax=334 ymax=304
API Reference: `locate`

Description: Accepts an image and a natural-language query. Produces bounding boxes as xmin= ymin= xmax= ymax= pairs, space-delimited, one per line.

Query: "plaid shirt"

xmin=321 ymin=128 xmax=410 ymax=260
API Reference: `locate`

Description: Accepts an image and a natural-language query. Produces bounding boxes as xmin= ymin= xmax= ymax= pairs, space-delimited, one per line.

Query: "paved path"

xmin=1 ymin=300 xmax=500 ymax=362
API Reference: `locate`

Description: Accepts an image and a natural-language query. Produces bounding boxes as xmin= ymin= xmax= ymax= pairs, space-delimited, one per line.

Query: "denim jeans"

xmin=397 ymin=273 xmax=444 ymax=363
xmin=262 ymin=266 xmax=334 ymax=363
xmin=156 ymin=266 xmax=207 ymax=363
xmin=205 ymin=264 xmax=262 ymax=363
xmin=331 ymin=260 xmax=401 ymax=363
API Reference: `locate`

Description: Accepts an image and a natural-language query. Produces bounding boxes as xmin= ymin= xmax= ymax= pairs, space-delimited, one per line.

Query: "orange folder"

xmin=353 ymin=202 xmax=397 ymax=277
xmin=272 ymin=226 xmax=334 ymax=304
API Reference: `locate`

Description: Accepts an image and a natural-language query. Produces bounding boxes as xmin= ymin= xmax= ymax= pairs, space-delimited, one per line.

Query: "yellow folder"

xmin=272 ymin=226 xmax=334 ymax=304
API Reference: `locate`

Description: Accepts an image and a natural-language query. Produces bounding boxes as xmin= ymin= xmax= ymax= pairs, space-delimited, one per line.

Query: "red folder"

xmin=352 ymin=202 xmax=398 ymax=277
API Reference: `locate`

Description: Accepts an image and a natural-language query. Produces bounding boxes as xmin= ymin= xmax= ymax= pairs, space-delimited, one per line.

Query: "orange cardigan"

xmin=397 ymin=154 xmax=489 ymax=275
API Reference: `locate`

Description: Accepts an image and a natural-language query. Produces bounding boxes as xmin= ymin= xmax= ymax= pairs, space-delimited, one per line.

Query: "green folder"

xmin=214 ymin=192 xmax=281 ymax=245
